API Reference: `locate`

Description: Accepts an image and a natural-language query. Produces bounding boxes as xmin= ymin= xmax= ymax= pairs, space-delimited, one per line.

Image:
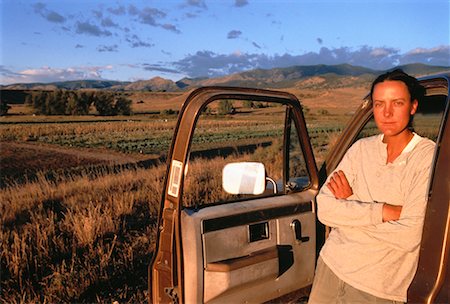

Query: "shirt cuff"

xmin=371 ymin=202 xmax=384 ymax=225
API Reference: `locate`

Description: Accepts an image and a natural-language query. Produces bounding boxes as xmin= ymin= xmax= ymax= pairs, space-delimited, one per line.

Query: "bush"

xmin=161 ymin=109 xmax=177 ymax=115
xmin=93 ymin=92 xmax=132 ymax=116
xmin=252 ymin=102 xmax=268 ymax=108
xmin=25 ymin=90 xmax=132 ymax=116
xmin=218 ymin=100 xmax=235 ymax=115
xmin=114 ymin=96 xmax=132 ymax=115
xmin=0 ymin=99 xmax=11 ymax=116
xmin=243 ymin=100 xmax=254 ymax=108
xmin=93 ymin=92 xmax=115 ymax=116
xmin=317 ymin=109 xmax=330 ymax=115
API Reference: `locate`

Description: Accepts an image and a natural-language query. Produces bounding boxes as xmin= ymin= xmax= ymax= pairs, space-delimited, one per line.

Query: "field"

xmin=0 ymin=88 xmax=363 ymax=303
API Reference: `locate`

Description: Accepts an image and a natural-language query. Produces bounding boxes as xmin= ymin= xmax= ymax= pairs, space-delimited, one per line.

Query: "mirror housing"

xmin=222 ymin=162 xmax=266 ymax=195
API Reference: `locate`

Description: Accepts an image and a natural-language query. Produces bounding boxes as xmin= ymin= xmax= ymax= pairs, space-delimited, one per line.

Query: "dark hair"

xmin=370 ymin=69 xmax=425 ymax=103
xmin=370 ymin=69 xmax=424 ymax=130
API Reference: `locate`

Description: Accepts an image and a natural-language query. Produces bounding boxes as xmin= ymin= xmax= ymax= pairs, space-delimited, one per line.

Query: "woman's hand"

xmin=382 ymin=204 xmax=402 ymax=222
xmin=326 ymin=170 xmax=353 ymax=199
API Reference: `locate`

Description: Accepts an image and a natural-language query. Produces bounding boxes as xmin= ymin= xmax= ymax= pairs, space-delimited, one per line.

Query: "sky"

xmin=1 ymin=0 xmax=449 ymax=85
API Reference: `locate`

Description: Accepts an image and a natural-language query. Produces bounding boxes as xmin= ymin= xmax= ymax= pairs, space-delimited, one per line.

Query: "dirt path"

xmin=0 ymin=141 xmax=154 ymax=185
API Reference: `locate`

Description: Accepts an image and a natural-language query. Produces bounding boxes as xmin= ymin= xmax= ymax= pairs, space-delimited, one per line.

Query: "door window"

xmin=182 ymin=99 xmax=310 ymax=208
xmin=288 ymin=116 xmax=310 ymax=192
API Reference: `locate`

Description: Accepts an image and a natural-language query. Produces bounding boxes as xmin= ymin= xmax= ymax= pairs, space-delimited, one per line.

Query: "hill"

xmin=1 ymin=63 xmax=448 ymax=92
xmin=2 ymin=79 xmax=128 ymax=91
xmin=123 ymin=76 xmax=179 ymax=91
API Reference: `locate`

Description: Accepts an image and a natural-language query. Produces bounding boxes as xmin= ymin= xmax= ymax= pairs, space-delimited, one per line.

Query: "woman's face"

xmin=372 ymin=80 xmax=418 ymax=138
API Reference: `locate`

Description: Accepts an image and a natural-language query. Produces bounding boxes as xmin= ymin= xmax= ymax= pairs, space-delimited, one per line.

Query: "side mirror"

xmin=222 ymin=162 xmax=266 ymax=195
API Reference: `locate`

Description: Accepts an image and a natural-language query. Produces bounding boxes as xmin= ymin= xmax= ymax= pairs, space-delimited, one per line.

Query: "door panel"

xmin=181 ymin=190 xmax=317 ymax=303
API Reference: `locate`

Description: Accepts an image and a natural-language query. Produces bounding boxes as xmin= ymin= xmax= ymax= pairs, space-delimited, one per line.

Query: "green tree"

xmin=218 ymin=100 xmax=235 ymax=115
xmin=47 ymin=90 xmax=67 ymax=115
xmin=93 ymin=92 xmax=115 ymax=116
xmin=65 ymin=91 xmax=78 ymax=115
xmin=32 ymin=91 xmax=48 ymax=114
xmin=75 ymin=91 xmax=93 ymax=115
xmin=243 ymin=100 xmax=254 ymax=108
xmin=0 ymin=99 xmax=10 ymax=116
xmin=114 ymin=96 xmax=132 ymax=115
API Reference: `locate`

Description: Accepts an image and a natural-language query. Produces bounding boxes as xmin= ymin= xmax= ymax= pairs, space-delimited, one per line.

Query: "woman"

xmin=308 ymin=69 xmax=435 ymax=303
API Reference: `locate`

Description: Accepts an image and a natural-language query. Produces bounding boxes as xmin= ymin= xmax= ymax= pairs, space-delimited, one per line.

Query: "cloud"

xmin=162 ymin=23 xmax=181 ymax=33
xmin=33 ymin=2 xmax=66 ymax=23
xmin=93 ymin=10 xmax=103 ymax=18
xmin=138 ymin=7 xmax=166 ymax=26
xmin=171 ymin=46 xmax=450 ymax=78
xmin=46 ymin=11 xmax=66 ymax=23
xmin=1 ymin=65 xmax=113 ymax=84
xmin=126 ymin=35 xmax=154 ymax=48
xmin=1 ymin=66 xmax=23 ymax=83
xmin=186 ymin=0 xmax=207 ymax=9
xmin=127 ymin=5 xmax=180 ymax=33
xmin=32 ymin=2 xmax=45 ymax=11
xmin=185 ymin=12 xmax=198 ymax=18
xmin=252 ymin=42 xmax=261 ymax=49
xmin=101 ymin=17 xmax=119 ymax=28
xmin=235 ymin=0 xmax=249 ymax=7
xmin=76 ymin=21 xmax=112 ymax=37
xmin=173 ymin=50 xmax=259 ymax=77
xmin=142 ymin=63 xmax=180 ymax=74
xmin=97 ymin=45 xmax=118 ymax=52
xmin=401 ymin=45 xmax=450 ymax=66
xmin=108 ymin=6 xmax=127 ymax=16
xmin=227 ymin=30 xmax=242 ymax=39
xmin=369 ymin=48 xmax=391 ymax=57
xmin=128 ymin=4 xmax=140 ymax=16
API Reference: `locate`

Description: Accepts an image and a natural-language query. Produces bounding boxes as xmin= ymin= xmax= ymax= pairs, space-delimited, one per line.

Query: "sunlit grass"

xmin=1 ymin=166 xmax=164 ymax=303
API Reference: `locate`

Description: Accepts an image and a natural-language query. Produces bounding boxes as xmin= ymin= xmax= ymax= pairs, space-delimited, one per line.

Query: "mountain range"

xmin=2 ymin=63 xmax=449 ymax=92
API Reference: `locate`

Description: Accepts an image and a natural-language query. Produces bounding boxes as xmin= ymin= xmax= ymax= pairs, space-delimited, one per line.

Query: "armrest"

xmin=206 ymin=246 xmax=278 ymax=272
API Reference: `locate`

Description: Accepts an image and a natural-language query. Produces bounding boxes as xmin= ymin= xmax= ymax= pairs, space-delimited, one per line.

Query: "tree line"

xmin=12 ymin=90 xmax=132 ymax=116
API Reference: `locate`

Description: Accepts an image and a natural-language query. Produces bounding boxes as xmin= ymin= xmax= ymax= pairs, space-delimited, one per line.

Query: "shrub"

xmin=113 ymin=96 xmax=132 ymax=116
xmin=217 ymin=100 xmax=235 ymax=115
xmin=25 ymin=90 xmax=131 ymax=116
xmin=0 ymin=99 xmax=11 ymax=116
xmin=161 ymin=109 xmax=177 ymax=115
xmin=317 ymin=109 xmax=330 ymax=115
xmin=243 ymin=100 xmax=254 ymax=108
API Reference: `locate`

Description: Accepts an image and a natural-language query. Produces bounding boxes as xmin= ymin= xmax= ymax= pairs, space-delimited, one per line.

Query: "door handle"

xmin=290 ymin=219 xmax=310 ymax=243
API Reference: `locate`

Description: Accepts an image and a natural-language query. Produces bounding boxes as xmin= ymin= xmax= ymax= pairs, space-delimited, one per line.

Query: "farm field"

xmin=0 ymin=88 xmax=361 ymax=303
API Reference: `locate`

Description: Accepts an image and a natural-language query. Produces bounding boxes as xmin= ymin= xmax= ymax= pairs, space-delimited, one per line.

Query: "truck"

xmin=150 ymin=73 xmax=449 ymax=303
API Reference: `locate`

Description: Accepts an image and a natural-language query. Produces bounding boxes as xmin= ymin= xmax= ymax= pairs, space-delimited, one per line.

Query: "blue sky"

xmin=1 ymin=0 xmax=449 ymax=85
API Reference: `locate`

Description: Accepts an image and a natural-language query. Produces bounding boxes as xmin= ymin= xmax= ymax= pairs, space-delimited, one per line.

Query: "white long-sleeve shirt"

xmin=317 ymin=133 xmax=435 ymax=302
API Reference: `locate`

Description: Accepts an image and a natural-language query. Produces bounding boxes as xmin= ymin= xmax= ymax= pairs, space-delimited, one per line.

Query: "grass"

xmin=1 ymin=166 xmax=164 ymax=303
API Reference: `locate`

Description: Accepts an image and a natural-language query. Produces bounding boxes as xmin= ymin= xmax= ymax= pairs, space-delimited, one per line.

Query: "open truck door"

xmin=150 ymin=87 xmax=321 ymax=303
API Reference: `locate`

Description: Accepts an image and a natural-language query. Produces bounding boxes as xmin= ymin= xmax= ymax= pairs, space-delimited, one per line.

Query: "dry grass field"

xmin=0 ymin=87 xmax=364 ymax=303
